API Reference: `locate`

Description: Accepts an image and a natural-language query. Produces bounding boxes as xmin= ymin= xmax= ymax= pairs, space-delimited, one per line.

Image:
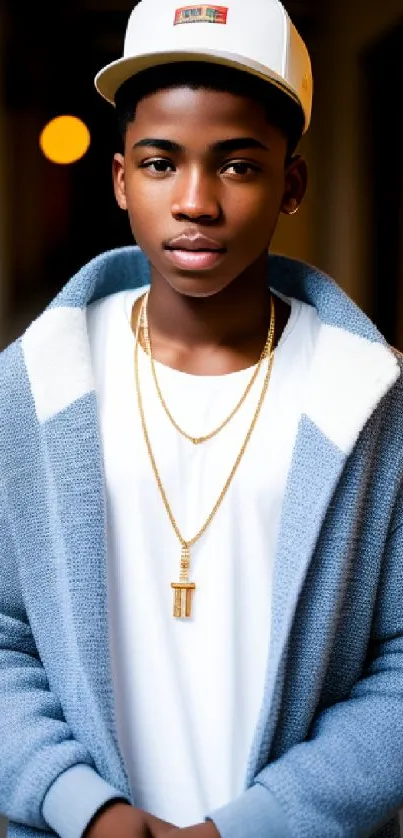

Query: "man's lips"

xmin=164 ymin=232 xmax=226 ymax=252
xmin=163 ymin=232 xmax=227 ymax=270
xmin=164 ymin=248 xmax=226 ymax=270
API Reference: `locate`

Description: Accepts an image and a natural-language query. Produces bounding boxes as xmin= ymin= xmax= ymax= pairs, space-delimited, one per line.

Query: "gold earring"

xmin=284 ymin=201 xmax=299 ymax=216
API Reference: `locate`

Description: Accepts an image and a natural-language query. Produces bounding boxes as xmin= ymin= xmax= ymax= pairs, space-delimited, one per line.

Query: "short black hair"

xmin=114 ymin=61 xmax=304 ymax=160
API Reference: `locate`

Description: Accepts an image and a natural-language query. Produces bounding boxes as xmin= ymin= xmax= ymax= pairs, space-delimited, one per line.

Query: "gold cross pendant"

xmin=171 ymin=545 xmax=195 ymax=618
xmin=171 ymin=581 xmax=196 ymax=619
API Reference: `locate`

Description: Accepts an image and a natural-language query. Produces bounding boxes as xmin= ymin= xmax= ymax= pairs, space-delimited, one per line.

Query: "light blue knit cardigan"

xmin=1 ymin=247 xmax=403 ymax=838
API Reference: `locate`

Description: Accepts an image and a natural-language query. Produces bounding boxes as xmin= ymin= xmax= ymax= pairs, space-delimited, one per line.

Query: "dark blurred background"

xmin=0 ymin=0 xmax=403 ymax=834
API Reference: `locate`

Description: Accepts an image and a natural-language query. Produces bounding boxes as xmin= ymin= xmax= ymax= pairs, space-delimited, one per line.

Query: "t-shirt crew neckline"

xmin=124 ymin=289 xmax=302 ymax=381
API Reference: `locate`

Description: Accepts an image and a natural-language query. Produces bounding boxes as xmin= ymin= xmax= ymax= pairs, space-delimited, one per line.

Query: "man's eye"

xmin=140 ymin=159 xmax=174 ymax=174
xmin=222 ymin=161 xmax=258 ymax=176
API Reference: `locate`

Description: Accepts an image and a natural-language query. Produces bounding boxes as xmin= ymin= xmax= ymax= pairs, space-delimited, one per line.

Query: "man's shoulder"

xmin=0 ymin=336 xmax=25 ymax=388
xmin=0 ymin=337 xmax=38 ymax=444
xmin=0 ymin=245 xmax=149 ymax=390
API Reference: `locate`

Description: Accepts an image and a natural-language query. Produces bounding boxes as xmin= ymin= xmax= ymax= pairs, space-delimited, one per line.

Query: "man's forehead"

xmin=131 ymin=85 xmax=275 ymax=131
xmin=126 ymin=88 xmax=287 ymax=152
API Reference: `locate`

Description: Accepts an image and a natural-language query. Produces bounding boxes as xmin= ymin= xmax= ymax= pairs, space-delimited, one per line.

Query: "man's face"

xmin=113 ymin=85 xmax=306 ymax=298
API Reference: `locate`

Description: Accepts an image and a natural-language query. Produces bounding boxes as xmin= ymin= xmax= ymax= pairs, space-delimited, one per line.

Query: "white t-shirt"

xmin=87 ymin=288 xmax=320 ymax=826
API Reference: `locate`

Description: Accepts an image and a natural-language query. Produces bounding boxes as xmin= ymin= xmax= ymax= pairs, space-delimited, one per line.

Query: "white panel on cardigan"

xmin=22 ymin=306 xmax=94 ymax=423
xmin=304 ymin=324 xmax=400 ymax=455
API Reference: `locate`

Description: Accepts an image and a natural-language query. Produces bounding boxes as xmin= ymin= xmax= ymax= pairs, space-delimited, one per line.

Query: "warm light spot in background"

xmin=39 ymin=115 xmax=91 ymax=164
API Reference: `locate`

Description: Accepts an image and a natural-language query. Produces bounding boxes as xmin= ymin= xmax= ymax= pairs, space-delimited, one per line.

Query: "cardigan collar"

xmin=21 ymin=246 xmax=400 ymax=456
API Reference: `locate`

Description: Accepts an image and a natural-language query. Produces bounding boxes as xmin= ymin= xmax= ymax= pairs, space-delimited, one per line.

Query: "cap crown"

xmin=95 ymin=0 xmax=313 ymax=132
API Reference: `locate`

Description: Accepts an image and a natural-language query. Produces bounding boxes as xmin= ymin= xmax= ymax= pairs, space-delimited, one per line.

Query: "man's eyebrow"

xmin=132 ymin=138 xmax=183 ymax=152
xmin=132 ymin=137 xmax=269 ymax=153
xmin=211 ymin=137 xmax=269 ymax=153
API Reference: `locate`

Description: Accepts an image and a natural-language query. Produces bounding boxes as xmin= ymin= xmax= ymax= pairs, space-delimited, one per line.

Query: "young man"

xmin=1 ymin=0 xmax=403 ymax=836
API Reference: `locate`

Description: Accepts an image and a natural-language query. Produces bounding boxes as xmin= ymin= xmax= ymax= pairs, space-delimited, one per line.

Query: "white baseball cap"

xmin=95 ymin=0 xmax=313 ymax=133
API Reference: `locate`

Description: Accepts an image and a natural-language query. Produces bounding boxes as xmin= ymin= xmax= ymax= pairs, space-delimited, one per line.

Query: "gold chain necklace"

xmin=141 ymin=290 xmax=274 ymax=445
xmin=133 ymin=292 xmax=276 ymax=619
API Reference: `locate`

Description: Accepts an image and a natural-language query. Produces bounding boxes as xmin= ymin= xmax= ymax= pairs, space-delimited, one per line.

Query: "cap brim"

xmin=94 ymin=49 xmax=307 ymax=131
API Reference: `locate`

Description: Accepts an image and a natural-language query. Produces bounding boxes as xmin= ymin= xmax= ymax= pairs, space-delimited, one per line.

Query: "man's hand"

xmin=147 ymin=812 xmax=180 ymax=837
xmin=84 ymin=800 xmax=220 ymax=838
xmin=84 ymin=800 xmax=178 ymax=837
xmin=166 ymin=823 xmax=220 ymax=838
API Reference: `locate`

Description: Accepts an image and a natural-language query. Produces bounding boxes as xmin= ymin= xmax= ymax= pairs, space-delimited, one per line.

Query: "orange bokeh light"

xmin=40 ymin=115 xmax=90 ymax=164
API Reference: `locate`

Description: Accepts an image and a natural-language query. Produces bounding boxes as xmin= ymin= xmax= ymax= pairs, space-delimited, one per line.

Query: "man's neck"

xmin=131 ymin=267 xmax=290 ymax=376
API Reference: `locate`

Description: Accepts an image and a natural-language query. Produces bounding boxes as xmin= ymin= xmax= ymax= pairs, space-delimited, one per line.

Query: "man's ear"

xmin=112 ymin=153 xmax=127 ymax=210
xmin=281 ymin=155 xmax=308 ymax=216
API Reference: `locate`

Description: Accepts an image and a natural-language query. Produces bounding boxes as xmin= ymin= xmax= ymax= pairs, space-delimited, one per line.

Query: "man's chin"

xmin=163 ymin=271 xmax=236 ymax=299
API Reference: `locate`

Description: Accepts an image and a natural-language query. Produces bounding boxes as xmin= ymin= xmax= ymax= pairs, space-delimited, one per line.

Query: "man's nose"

xmin=171 ymin=167 xmax=221 ymax=221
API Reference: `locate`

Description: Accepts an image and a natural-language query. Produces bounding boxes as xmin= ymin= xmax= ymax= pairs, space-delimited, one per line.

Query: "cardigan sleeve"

xmin=0 ymin=482 xmax=128 ymax=837
xmin=210 ymin=514 xmax=403 ymax=838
